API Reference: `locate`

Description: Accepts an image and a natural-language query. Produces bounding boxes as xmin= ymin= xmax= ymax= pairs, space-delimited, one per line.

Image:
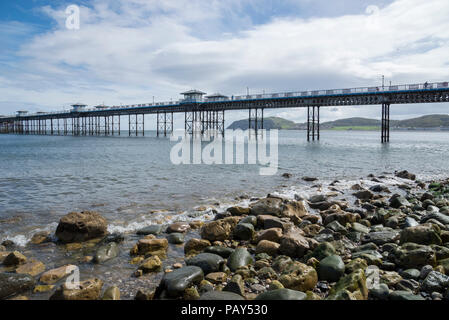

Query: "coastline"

xmin=1 ymin=170 xmax=449 ymax=300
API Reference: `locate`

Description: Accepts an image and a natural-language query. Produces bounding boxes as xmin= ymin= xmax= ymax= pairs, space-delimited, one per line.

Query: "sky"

xmin=0 ymin=0 xmax=449 ymax=127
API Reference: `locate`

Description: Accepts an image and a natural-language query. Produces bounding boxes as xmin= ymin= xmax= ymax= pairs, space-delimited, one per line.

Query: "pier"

xmin=1 ymin=82 xmax=448 ymax=142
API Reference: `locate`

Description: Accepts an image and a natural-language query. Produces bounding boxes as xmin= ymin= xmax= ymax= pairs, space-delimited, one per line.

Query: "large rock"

xmin=200 ymin=217 xmax=240 ymax=242
xmin=55 ymin=211 xmax=108 ymax=243
xmin=3 ymin=251 xmax=27 ymax=266
xmin=390 ymin=243 xmax=436 ymax=269
xmin=278 ymin=261 xmax=317 ymax=292
xmin=15 ymin=260 xmax=45 ymax=276
xmin=327 ymin=269 xmax=368 ymax=300
xmin=166 ymin=233 xmax=185 ymax=244
xmin=136 ymin=225 xmax=164 ymax=236
xmin=184 ymin=239 xmax=211 ymax=255
xmin=421 ymin=271 xmax=449 ymax=293
xmin=318 ymin=255 xmax=345 ymax=282
xmin=389 ymin=290 xmax=424 ymax=300
xmin=39 ymin=265 xmax=78 ymax=284
xmin=255 ymin=288 xmax=307 ymax=300
xmin=421 ymin=212 xmax=449 ymax=225
xmin=50 ymin=278 xmax=103 ymax=300
xmin=227 ymin=248 xmax=254 ymax=272
xmin=102 ymin=286 xmax=120 ymax=300
xmin=138 ymin=256 xmax=162 ymax=274
xmin=250 ymin=197 xmax=283 ymax=216
xmin=256 ymin=228 xmax=283 ymax=243
xmin=186 ymin=253 xmax=225 ymax=274
xmin=204 ymin=246 xmax=234 ymax=258
xmin=93 ymin=242 xmax=119 ymax=264
xmin=0 ymin=273 xmax=35 ymax=299
xmin=256 ymin=240 xmax=280 ymax=256
xmin=399 ymin=224 xmax=442 ymax=245
xmin=353 ymin=190 xmax=374 ymax=200
xmin=154 ymin=266 xmax=204 ymax=298
xmin=167 ymin=222 xmax=190 ymax=234
xmin=223 ymin=274 xmax=245 ymax=296
xmin=130 ymin=238 xmax=168 ymax=258
xmin=389 ymin=195 xmax=410 ymax=209
xmin=279 ymin=231 xmax=310 ymax=258
xmin=395 ymin=170 xmax=416 ymax=180
xmin=361 ymin=231 xmax=399 ymax=246
xmin=233 ymin=223 xmax=255 ymax=241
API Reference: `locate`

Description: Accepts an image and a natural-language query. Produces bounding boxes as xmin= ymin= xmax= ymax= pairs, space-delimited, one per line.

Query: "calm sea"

xmin=0 ymin=129 xmax=448 ymax=243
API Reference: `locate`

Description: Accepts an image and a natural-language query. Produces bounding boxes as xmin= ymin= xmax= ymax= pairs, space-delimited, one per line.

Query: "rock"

xmin=327 ymin=269 xmax=368 ymax=300
xmin=33 ymin=284 xmax=55 ymax=293
xmin=204 ymin=246 xmax=234 ymax=258
xmin=186 ymin=253 xmax=225 ymax=274
xmin=400 ymin=224 xmax=442 ymax=245
xmin=93 ymin=242 xmax=119 ymax=264
xmin=258 ymin=215 xmax=292 ymax=230
xmin=136 ymin=225 xmax=163 ymax=236
xmin=395 ymin=170 xmax=416 ymax=180
xmin=326 ymin=220 xmax=348 ymax=235
xmin=154 ymin=266 xmax=204 ymax=298
xmin=400 ymin=269 xmax=420 ymax=280
xmin=421 ymin=212 xmax=449 ymax=225
xmin=403 ymin=217 xmax=419 ymax=228
xmin=183 ymin=287 xmax=200 ymax=300
xmin=30 ymin=231 xmax=51 ymax=245
xmin=223 ymin=274 xmax=245 ymax=296
xmin=369 ymin=283 xmax=390 ymax=300
xmin=351 ymin=222 xmax=370 ymax=234
xmin=390 ymin=243 xmax=436 ymax=269
xmin=278 ymin=261 xmax=317 ymax=292
xmin=50 ymin=278 xmax=103 ymax=300
xmin=0 ymin=273 xmax=35 ymax=299
xmin=130 ymin=238 xmax=168 ymax=258
xmin=380 ymin=271 xmax=402 ymax=286
xmin=353 ymin=190 xmax=374 ymax=200
xmin=307 ymin=242 xmax=336 ymax=261
xmin=369 ymin=185 xmax=390 ymax=193
xmin=256 ymin=228 xmax=283 ymax=243
xmin=318 ymin=255 xmax=345 ymax=282
xmin=184 ymin=239 xmax=211 ymax=255
xmin=302 ymin=176 xmax=318 ymax=182
xmin=167 ymin=222 xmax=190 ymax=234
xmin=102 ymin=286 xmax=120 ymax=300
xmin=189 ymin=221 xmax=204 ymax=229
xmin=199 ymin=291 xmax=244 ymax=300
xmin=3 ymin=251 xmax=27 ymax=266
xmin=345 ymin=258 xmax=368 ymax=274
xmin=39 ymin=265 xmax=78 ymax=284
xmin=233 ymin=223 xmax=255 ymax=241
xmin=205 ymin=272 xmax=227 ymax=284
xmin=361 ymin=231 xmax=399 ymax=246
xmin=420 ymin=265 xmax=434 ymax=279
xmin=309 ymin=194 xmax=327 ymax=203
xmin=200 ymin=217 xmax=240 ymax=242
xmin=55 ymin=211 xmax=107 ymax=243
xmin=227 ymin=206 xmax=250 ymax=216
xmin=227 ymin=248 xmax=254 ymax=272
xmin=256 ymin=240 xmax=280 ymax=256
xmin=282 ymin=173 xmax=292 ymax=178
xmin=279 ymin=232 xmax=310 ymax=258
xmin=166 ymin=233 xmax=185 ymax=244
xmin=389 ymin=290 xmax=425 ymax=300
xmin=15 ymin=260 xmax=45 ymax=276
xmin=240 ymin=215 xmax=257 ymax=226
xmin=389 ymin=195 xmax=410 ymax=209
xmin=250 ymin=197 xmax=283 ymax=216
xmin=255 ymin=288 xmax=306 ymax=300
xmin=100 ymin=233 xmax=124 ymax=244
xmin=421 ymin=271 xmax=449 ymax=293
xmin=138 ymin=256 xmax=162 ymax=274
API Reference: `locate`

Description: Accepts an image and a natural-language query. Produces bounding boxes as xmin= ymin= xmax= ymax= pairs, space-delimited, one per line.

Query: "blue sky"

xmin=0 ymin=0 xmax=448 ymax=126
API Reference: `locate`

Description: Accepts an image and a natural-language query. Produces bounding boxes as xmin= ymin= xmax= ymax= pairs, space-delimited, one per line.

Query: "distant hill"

xmin=227 ymin=114 xmax=449 ymax=130
xmin=227 ymin=117 xmax=296 ymax=130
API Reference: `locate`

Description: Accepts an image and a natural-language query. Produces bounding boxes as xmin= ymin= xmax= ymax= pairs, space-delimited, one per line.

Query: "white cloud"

xmin=0 ymin=0 xmax=448 ymax=126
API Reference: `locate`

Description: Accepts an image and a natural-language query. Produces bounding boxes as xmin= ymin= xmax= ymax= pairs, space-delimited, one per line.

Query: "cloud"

xmin=0 ymin=0 xmax=448 ymax=126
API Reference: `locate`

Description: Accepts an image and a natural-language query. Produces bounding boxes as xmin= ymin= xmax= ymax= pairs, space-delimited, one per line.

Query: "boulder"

xmin=353 ymin=190 xmax=374 ymax=200
xmin=255 ymin=288 xmax=307 ymax=300
xmin=93 ymin=242 xmax=119 ymax=264
xmin=257 ymin=215 xmax=292 ymax=231
xmin=50 ymin=278 xmax=103 ymax=300
xmin=130 ymin=238 xmax=168 ymax=258
xmin=55 ymin=211 xmax=107 ymax=243
xmin=30 ymin=231 xmax=51 ymax=245
xmin=227 ymin=248 xmax=254 ymax=272
xmin=390 ymin=243 xmax=436 ymax=269
xmin=278 ymin=261 xmax=317 ymax=292
xmin=200 ymin=217 xmax=240 ymax=242
xmin=186 ymin=253 xmax=225 ymax=274
xmin=256 ymin=228 xmax=283 ymax=243
xmin=167 ymin=222 xmax=190 ymax=234
xmin=15 ymin=260 xmax=45 ymax=276
xmin=138 ymin=256 xmax=162 ymax=274
xmin=389 ymin=195 xmax=410 ymax=209
xmin=318 ymin=255 xmax=345 ymax=282
xmin=256 ymin=240 xmax=280 ymax=256
xmin=204 ymin=246 xmax=234 ymax=258
xmin=227 ymin=206 xmax=250 ymax=216
xmin=223 ymin=274 xmax=245 ymax=296
xmin=279 ymin=232 xmax=310 ymax=258
xmin=154 ymin=266 xmax=204 ymax=298
xmin=306 ymin=242 xmax=336 ymax=261
xmin=3 ymin=251 xmax=27 ymax=266
xmin=250 ymin=197 xmax=283 ymax=216
xmin=395 ymin=170 xmax=416 ymax=180
xmin=166 ymin=233 xmax=185 ymax=244
xmin=389 ymin=290 xmax=424 ymax=300
xmin=102 ymin=286 xmax=120 ymax=300
xmin=39 ymin=265 xmax=78 ymax=284
xmin=233 ymin=223 xmax=255 ymax=241
xmin=136 ymin=225 xmax=164 ymax=236
xmin=399 ymin=224 xmax=442 ymax=245
xmin=0 ymin=273 xmax=35 ymax=299
xmin=205 ymin=272 xmax=227 ymax=284
xmin=184 ymin=239 xmax=211 ymax=255
xmin=327 ymin=269 xmax=368 ymax=300
xmin=421 ymin=271 xmax=449 ymax=293
xmin=361 ymin=231 xmax=399 ymax=246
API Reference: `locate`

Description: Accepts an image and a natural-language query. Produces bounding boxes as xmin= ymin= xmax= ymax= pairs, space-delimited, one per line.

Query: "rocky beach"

xmin=1 ymin=170 xmax=449 ymax=300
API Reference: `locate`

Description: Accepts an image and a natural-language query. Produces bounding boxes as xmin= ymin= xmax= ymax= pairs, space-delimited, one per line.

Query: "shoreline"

xmin=1 ymin=171 xmax=449 ymax=300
